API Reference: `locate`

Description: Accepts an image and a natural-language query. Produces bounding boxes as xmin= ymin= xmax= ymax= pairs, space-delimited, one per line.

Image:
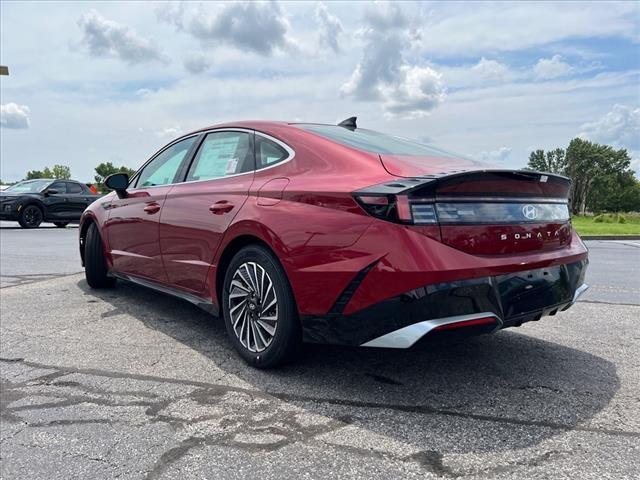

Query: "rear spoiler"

xmin=355 ymin=169 xmax=572 ymax=200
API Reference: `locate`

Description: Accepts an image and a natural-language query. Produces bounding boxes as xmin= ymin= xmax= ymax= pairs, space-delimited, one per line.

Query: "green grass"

xmin=572 ymin=213 xmax=640 ymax=236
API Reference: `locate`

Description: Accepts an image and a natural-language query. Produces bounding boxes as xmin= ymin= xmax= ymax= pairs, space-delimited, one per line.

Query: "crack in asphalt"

xmin=0 ymin=272 xmax=83 ymax=289
xmin=2 ymin=357 xmax=638 ymax=441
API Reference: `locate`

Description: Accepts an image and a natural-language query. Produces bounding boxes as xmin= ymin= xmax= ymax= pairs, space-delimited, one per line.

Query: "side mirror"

xmin=105 ymin=173 xmax=129 ymax=198
xmin=44 ymin=188 xmax=59 ymax=196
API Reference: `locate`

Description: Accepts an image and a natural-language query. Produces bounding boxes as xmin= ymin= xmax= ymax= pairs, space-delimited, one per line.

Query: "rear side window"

xmin=135 ymin=136 xmax=196 ymax=188
xmin=256 ymin=136 xmax=289 ymax=169
xmin=297 ymin=124 xmax=459 ymax=158
xmin=66 ymin=182 xmax=83 ymax=194
xmin=186 ymin=131 xmax=253 ymax=181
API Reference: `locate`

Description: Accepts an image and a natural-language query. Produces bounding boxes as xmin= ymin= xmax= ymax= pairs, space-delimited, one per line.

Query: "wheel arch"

xmin=19 ymin=199 xmax=46 ymax=216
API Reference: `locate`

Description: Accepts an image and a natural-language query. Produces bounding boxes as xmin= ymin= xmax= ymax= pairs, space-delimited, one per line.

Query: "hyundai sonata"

xmin=79 ymin=118 xmax=588 ymax=367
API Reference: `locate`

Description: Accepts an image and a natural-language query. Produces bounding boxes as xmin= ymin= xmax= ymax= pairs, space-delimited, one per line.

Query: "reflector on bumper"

xmin=361 ymin=313 xmax=502 ymax=349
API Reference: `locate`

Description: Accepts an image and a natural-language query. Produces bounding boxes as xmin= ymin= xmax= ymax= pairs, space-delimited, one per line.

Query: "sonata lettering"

xmin=500 ymin=229 xmax=562 ymax=241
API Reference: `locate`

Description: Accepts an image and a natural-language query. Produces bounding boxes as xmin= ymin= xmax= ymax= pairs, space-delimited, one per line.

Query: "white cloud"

xmin=533 ymin=55 xmax=573 ymax=80
xmin=155 ymin=126 xmax=183 ymax=138
xmin=78 ymin=10 xmax=165 ymax=64
xmin=473 ymin=147 xmax=512 ymax=164
xmin=158 ymin=1 xmax=293 ymax=56
xmin=315 ymin=3 xmax=344 ymax=53
xmin=381 ymin=66 xmax=445 ymax=119
xmin=579 ymin=104 xmax=640 ymax=150
xmin=183 ymin=52 xmax=211 ymax=74
xmin=341 ymin=3 xmax=445 ymax=118
xmin=470 ymin=57 xmax=509 ymax=81
xmin=1 ymin=103 xmax=30 ymax=129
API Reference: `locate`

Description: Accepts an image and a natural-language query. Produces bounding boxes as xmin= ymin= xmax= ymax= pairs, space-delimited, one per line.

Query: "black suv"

xmin=0 ymin=179 xmax=101 ymax=228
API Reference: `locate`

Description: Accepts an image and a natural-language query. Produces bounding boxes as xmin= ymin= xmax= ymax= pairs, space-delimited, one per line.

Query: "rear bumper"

xmin=301 ymin=258 xmax=588 ymax=347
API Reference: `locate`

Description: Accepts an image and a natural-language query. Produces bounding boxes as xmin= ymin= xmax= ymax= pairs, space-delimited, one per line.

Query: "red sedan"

xmin=79 ymin=118 xmax=588 ymax=367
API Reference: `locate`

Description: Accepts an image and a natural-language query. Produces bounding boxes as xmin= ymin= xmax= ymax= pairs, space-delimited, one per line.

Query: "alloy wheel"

xmin=228 ymin=261 xmax=278 ymax=352
xmin=23 ymin=206 xmax=42 ymax=227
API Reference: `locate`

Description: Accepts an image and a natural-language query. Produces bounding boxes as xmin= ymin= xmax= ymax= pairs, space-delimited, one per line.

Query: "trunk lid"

xmin=357 ymin=164 xmax=573 ymax=255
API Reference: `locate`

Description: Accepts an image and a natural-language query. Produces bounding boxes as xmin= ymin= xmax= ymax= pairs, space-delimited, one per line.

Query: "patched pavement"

xmin=0 ymin=224 xmax=639 ymax=478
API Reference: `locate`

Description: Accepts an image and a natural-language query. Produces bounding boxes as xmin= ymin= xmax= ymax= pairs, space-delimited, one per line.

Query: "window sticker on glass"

xmin=225 ymin=158 xmax=238 ymax=175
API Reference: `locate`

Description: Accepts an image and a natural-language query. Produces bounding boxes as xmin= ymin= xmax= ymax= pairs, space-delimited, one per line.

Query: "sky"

xmin=1 ymin=0 xmax=639 ymax=182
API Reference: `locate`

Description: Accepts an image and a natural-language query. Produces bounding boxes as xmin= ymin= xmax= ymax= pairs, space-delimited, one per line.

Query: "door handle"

xmin=143 ymin=203 xmax=161 ymax=214
xmin=209 ymin=200 xmax=235 ymax=215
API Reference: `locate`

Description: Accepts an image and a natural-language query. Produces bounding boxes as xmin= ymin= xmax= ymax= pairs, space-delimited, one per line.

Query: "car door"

xmin=42 ymin=181 xmax=69 ymax=219
xmin=64 ymin=181 xmax=92 ymax=219
xmin=104 ymin=135 xmax=198 ymax=283
xmin=159 ymin=130 xmax=255 ymax=293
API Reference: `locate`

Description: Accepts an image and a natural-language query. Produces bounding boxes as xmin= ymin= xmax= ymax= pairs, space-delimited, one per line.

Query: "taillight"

xmin=355 ymin=194 xmax=438 ymax=225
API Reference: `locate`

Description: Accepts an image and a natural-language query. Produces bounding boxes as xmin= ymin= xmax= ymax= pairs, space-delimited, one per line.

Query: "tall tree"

xmin=24 ymin=167 xmax=54 ymax=180
xmin=51 ymin=164 xmax=71 ymax=180
xmin=94 ymin=162 xmax=135 ymax=191
xmin=565 ymin=138 xmax=633 ymax=215
xmin=527 ymin=139 xmax=638 ymax=214
xmin=527 ymin=148 xmax=566 ymax=174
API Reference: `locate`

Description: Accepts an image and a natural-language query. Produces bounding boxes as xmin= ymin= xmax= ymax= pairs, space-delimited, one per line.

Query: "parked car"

xmin=79 ymin=118 xmax=589 ymax=368
xmin=0 ymin=179 xmax=101 ymax=228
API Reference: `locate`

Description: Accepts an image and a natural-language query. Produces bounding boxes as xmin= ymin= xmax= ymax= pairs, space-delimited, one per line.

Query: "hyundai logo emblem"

xmin=522 ymin=204 xmax=538 ymax=220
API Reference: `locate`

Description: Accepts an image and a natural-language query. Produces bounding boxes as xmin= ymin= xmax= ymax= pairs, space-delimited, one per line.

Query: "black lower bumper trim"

xmin=301 ymin=259 xmax=588 ymax=346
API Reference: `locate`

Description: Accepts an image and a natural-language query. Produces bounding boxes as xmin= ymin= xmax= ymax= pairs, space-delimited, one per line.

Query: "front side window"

xmin=186 ymin=131 xmax=253 ymax=181
xmin=135 ymin=136 xmax=196 ymax=188
xmin=66 ymin=182 xmax=83 ymax=194
xmin=49 ymin=182 xmax=67 ymax=194
xmin=256 ymin=136 xmax=289 ymax=169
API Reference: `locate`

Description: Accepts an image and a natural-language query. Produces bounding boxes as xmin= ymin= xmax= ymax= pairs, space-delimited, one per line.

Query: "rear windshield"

xmin=296 ymin=124 xmax=459 ymax=157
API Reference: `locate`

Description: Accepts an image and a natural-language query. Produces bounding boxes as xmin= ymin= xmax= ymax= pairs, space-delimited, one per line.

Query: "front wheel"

xmin=222 ymin=245 xmax=301 ymax=368
xmin=18 ymin=205 xmax=43 ymax=228
xmin=84 ymin=223 xmax=116 ymax=289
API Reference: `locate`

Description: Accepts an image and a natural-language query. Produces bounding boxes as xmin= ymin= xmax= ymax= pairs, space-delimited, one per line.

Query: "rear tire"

xmin=54 ymin=222 xmax=69 ymax=228
xmin=222 ymin=245 xmax=301 ymax=368
xmin=18 ymin=205 xmax=43 ymax=229
xmin=85 ymin=223 xmax=115 ymax=289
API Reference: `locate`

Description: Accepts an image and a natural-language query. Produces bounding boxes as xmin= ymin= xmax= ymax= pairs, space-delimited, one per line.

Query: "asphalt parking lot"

xmin=1 ymin=221 xmax=639 ymax=479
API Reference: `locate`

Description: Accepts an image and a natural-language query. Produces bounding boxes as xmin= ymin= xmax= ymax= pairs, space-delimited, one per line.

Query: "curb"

xmin=580 ymin=235 xmax=640 ymax=240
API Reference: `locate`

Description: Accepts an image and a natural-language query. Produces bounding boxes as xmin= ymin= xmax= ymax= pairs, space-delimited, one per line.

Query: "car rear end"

xmin=291 ymin=126 xmax=588 ymax=348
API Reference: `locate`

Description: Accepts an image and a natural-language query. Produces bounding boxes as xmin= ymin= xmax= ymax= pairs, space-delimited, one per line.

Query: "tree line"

xmin=22 ymin=162 xmax=135 ymax=192
xmin=527 ymin=138 xmax=639 ymax=214
xmin=10 ymin=138 xmax=640 ymax=214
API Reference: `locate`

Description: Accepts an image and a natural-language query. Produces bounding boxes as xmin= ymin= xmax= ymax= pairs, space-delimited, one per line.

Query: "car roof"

xmin=182 ymin=120 xmax=346 ymax=137
xmin=22 ymin=179 xmax=82 ymax=183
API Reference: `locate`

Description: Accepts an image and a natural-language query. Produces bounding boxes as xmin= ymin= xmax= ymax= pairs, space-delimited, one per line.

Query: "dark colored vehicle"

xmin=0 ymin=179 xmax=101 ymax=228
xmin=79 ymin=119 xmax=588 ymax=368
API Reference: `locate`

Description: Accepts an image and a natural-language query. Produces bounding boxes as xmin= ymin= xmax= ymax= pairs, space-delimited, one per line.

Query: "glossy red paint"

xmin=80 ymin=120 xmax=588 ymax=324
xmin=159 ymin=172 xmax=255 ymax=293
xmin=439 ymin=222 xmax=572 ymax=255
xmin=104 ymin=187 xmax=173 ymax=283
